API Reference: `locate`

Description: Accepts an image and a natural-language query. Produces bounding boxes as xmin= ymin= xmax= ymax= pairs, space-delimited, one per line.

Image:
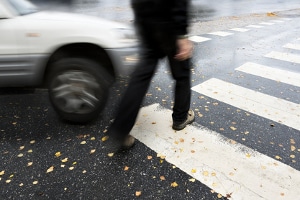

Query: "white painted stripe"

xmin=131 ymin=104 xmax=300 ymax=200
xmin=270 ymin=20 xmax=284 ymax=23
xmin=283 ymin=43 xmax=300 ymax=50
xmin=235 ymin=62 xmax=300 ymax=87
xmin=230 ymin=28 xmax=249 ymax=32
xmin=259 ymin=22 xmax=275 ymax=25
xmin=189 ymin=36 xmax=211 ymax=43
xmin=282 ymin=18 xmax=292 ymax=21
xmin=246 ymin=25 xmax=263 ymax=28
xmin=192 ymin=78 xmax=300 ymax=131
xmin=265 ymin=51 xmax=300 ymax=64
xmin=208 ymin=31 xmax=233 ymax=37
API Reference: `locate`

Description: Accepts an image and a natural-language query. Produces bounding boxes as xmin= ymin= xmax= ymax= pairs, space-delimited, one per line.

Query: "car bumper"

xmin=105 ymin=47 xmax=139 ymax=77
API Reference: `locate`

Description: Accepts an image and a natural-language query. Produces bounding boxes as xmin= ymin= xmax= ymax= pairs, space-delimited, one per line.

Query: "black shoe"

xmin=105 ymin=134 xmax=135 ymax=153
xmin=172 ymin=110 xmax=195 ymax=131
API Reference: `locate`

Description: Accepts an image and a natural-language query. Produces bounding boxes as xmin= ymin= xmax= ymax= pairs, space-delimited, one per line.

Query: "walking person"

xmin=107 ymin=0 xmax=194 ymax=151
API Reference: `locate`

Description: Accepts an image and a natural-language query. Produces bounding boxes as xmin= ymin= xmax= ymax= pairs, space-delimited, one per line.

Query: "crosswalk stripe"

xmin=265 ymin=51 xmax=300 ymax=64
xmin=208 ymin=31 xmax=233 ymax=37
xmin=270 ymin=20 xmax=284 ymax=23
xmin=191 ymin=78 xmax=300 ymax=131
xmin=283 ymin=43 xmax=300 ymax=50
xmin=259 ymin=22 xmax=274 ymax=25
xmin=235 ymin=62 xmax=300 ymax=87
xmin=131 ymin=103 xmax=300 ymax=200
xmin=230 ymin=28 xmax=249 ymax=32
xmin=246 ymin=25 xmax=263 ymax=28
xmin=189 ymin=36 xmax=211 ymax=43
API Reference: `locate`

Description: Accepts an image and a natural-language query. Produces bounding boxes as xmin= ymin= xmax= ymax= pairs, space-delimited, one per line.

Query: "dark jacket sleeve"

xmin=172 ymin=0 xmax=190 ymax=36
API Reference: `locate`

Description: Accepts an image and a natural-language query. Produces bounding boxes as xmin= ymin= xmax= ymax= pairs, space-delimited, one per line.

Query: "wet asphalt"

xmin=1 ymin=1 xmax=300 ymax=199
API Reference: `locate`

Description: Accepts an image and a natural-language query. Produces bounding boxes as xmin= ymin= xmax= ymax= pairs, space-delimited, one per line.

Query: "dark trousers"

xmin=109 ymin=23 xmax=191 ymax=138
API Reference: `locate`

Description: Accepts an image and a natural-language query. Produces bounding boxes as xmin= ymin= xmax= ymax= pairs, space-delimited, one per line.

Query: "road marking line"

xmin=235 ymin=62 xmax=300 ymax=87
xmin=131 ymin=103 xmax=300 ymax=200
xmin=191 ymin=78 xmax=300 ymax=131
xmin=207 ymin=31 xmax=233 ymax=37
xmin=189 ymin=36 xmax=211 ymax=43
xmin=283 ymin=43 xmax=300 ymax=50
xmin=270 ymin=20 xmax=284 ymax=23
xmin=246 ymin=25 xmax=263 ymax=28
xmin=259 ymin=22 xmax=275 ymax=25
xmin=230 ymin=28 xmax=249 ymax=32
xmin=265 ymin=51 xmax=300 ymax=64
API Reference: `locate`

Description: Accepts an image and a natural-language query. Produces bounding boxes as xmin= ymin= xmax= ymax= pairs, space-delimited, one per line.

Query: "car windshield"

xmin=8 ymin=0 xmax=38 ymax=15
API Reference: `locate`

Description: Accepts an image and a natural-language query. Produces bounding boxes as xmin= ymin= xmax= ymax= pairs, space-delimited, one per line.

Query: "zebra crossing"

xmin=131 ymin=17 xmax=300 ymax=199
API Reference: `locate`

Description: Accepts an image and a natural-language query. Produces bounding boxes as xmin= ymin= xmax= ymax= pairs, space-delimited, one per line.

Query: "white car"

xmin=0 ymin=0 xmax=138 ymax=123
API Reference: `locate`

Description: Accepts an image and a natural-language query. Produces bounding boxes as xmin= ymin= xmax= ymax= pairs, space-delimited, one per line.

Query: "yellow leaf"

xmin=202 ymin=171 xmax=209 ymax=176
xmin=90 ymin=137 xmax=96 ymax=141
xmin=33 ymin=181 xmax=38 ymax=185
xmin=171 ymin=182 xmax=178 ymax=187
xmin=217 ymin=193 xmax=223 ymax=198
xmin=82 ymin=170 xmax=87 ymax=174
xmin=135 ymin=191 xmax=142 ymax=197
xmin=55 ymin=152 xmax=61 ymax=157
xmin=147 ymin=156 xmax=152 ymax=160
xmin=101 ymin=136 xmax=109 ymax=142
xmin=6 ymin=180 xmax=11 ymax=183
xmin=246 ymin=153 xmax=251 ymax=158
xmin=72 ymin=162 xmax=77 ymax=165
xmin=61 ymin=158 xmax=68 ymax=163
xmin=17 ymin=153 xmax=23 ymax=158
xmin=19 ymin=146 xmax=25 ymax=150
xmin=267 ymin=12 xmax=277 ymax=17
xmin=230 ymin=126 xmax=237 ymax=131
xmin=291 ymin=145 xmax=296 ymax=151
xmin=0 ymin=170 xmax=5 ymax=176
xmin=189 ymin=178 xmax=195 ymax=182
xmin=160 ymin=176 xmax=166 ymax=181
xmin=28 ymin=149 xmax=33 ymax=153
xmin=90 ymin=149 xmax=96 ymax=154
xmin=30 ymin=140 xmax=36 ymax=144
xmin=19 ymin=183 xmax=24 ymax=187
xmin=107 ymin=153 xmax=114 ymax=157
xmin=191 ymin=169 xmax=197 ymax=173
xmin=80 ymin=141 xmax=86 ymax=145
xmin=46 ymin=166 xmax=54 ymax=173
xmin=124 ymin=166 xmax=129 ymax=171
xmin=27 ymin=162 xmax=33 ymax=167
xmin=275 ymin=155 xmax=282 ymax=160
xmin=69 ymin=166 xmax=74 ymax=170
xmin=179 ymin=138 xmax=184 ymax=143
xmin=211 ymin=172 xmax=216 ymax=176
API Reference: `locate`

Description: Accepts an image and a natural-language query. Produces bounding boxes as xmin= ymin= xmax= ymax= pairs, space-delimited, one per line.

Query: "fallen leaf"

xmin=55 ymin=152 xmax=61 ymax=157
xmin=6 ymin=180 xmax=11 ymax=183
xmin=189 ymin=178 xmax=196 ymax=182
xmin=230 ymin=126 xmax=237 ymax=131
xmin=28 ymin=149 xmax=33 ymax=153
xmin=46 ymin=166 xmax=54 ymax=173
xmin=160 ymin=176 xmax=166 ymax=181
xmin=19 ymin=183 xmax=24 ymax=187
xmin=90 ymin=137 xmax=96 ymax=141
xmin=124 ymin=166 xmax=129 ymax=171
xmin=275 ymin=155 xmax=282 ymax=160
xmin=90 ymin=149 xmax=96 ymax=154
xmin=80 ymin=141 xmax=86 ymax=145
xmin=61 ymin=158 xmax=68 ymax=163
xmin=135 ymin=191 xmax=142 ymax=197
xmin=33 ymin=181 xmax=38 ymax=185
xmin=291 ymin=145 xmax=296 ymax=151
xmin=0 ymin=171 xmax=4 ymax=176
xmin=69 ymin=166 xmax=74 ymax=170
xmin=267 ymin=12 xmax=277 ymax=17
xmin=217 ymin=193 xmax=223 ymax=198
xmin=17 ymin=153 xmax=23 ymax=158
xmin=19 ymin=146 xmax=25 ymax=150
xmin=101 ymin=136 xmax=109 ymax=142
xmin=30 ymin=140 xmax=36 ymax=144
xmin=191 ymin=169 xmax=197 ymax=173
xmin=82 ymin=170 xmax=87 ymax=174
xmin=27 ymin=162 xmax=33 ymax=167
xmin=179 ymin=138 xmax=184 ymax=143
xmin=107 ymin=153 xmax=114 ymax=157
xmin=202 ymin=171 xmax=209 ymax=176
xmin=171 ymin=182 xmax=178 ymax=187
xmin=147 ymin=156 xmax=152 ymax=160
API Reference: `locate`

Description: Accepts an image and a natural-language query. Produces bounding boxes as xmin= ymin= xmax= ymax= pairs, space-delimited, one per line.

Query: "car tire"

xmin=47 ymin=57 xmax=112 ymax=123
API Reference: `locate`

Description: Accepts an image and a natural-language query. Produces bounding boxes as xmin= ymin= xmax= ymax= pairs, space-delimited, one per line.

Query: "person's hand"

xmin=174 ymin=38 xmax=193 ymax=61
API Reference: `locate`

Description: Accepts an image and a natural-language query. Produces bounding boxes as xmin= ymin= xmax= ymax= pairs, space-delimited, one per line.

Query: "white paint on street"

xmin=230 ymin=28 xmax=249 ymax=32
xmin=259 ymin=22 xmax=274 ymax=25
xmin=246 ymin=25 xmax=263 ymax=28
xmin=283 ymin=43 xmax=300 ymax=50
xmin=208 ymin=31 xmax=233 ymax=37
xmin=265 ymin=51 xmax=300 ymax=64
xmin=235 ymin=62 xmax=300 ymax=87
xmin=270 ymin=20 xmax=284 ymax=23
xmin=131 ymin=104 xmax=300 ymax=200
xmin=189 ymin=36 xmax=211 ymax=43
xmin=192 ymin=78 xmax=300 ymax=131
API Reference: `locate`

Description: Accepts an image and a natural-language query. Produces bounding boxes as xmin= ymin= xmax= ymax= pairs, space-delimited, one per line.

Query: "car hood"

xmin=25 ymin=10 xmax=130 ymax=29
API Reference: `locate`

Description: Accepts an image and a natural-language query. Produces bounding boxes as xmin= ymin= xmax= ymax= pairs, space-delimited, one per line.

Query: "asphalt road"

xmin=1 ymin=1 xmax=300 ymax=200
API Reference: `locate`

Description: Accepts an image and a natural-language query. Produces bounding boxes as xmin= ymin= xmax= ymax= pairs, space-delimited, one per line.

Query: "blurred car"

xmin=0 ymin=0 xmax=138 ymax=123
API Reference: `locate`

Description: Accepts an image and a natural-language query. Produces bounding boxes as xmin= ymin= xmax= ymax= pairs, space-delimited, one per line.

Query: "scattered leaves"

xmin=0 ymin=171 xmax=4 ymax=176
xmin=90 ymin=149 xmax=96 ymax=154
xmin=61 ymin=158 xmax=68 ymax=163
xmin=17 ymin=153 xmax=23 ymax=158
xmin=275 ymin=155 xmax=282 ymax=160
xmin=69 ymin=166 xmax=74 ymax=170
xmin=19 ymin=146 xmax=25 ymax=150
xmin=230 ymin=126 xmax=237 ymax=131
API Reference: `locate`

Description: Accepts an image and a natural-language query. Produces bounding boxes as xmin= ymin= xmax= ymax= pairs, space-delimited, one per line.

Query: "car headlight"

xmin=113 ymin=27 xmax=138 ymax=44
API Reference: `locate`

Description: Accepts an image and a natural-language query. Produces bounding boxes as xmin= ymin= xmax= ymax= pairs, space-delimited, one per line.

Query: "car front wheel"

xmin=47 ymin=58 xmax=112 ymax=123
